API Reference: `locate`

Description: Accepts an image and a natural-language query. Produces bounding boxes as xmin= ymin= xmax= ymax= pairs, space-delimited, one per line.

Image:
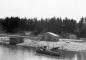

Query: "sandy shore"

xmin=17 ymin=38 xmax=86 ymax=52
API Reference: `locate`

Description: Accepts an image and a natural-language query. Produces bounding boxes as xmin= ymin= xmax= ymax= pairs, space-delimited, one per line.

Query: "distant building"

xmin=0 ymin=36 xmax=10 ymax=44
xmin=80 ymin=38 xmax=86 ymax=40
xmin=39 ymin=32 xmax=60 ymax=42
xmin=9 ymin=37 xmax=24 ymax=45
xmin=62 ymin=33 xmax=77 ymax=39
xmin=68 ymin=34 xmax=77 ymax=39
xmin=24 ymin=31 xmax=32 ymax=36
xmin=0 ymin=36 xmax=9 ymax=41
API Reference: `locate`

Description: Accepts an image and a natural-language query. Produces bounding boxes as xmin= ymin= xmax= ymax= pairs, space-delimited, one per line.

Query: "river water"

xmin=0 ymin=44 xmax=86 ymax=60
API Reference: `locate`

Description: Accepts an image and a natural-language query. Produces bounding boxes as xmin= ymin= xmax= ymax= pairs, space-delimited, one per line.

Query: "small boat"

xmin=36 ymin=46 xmax=60 ymax=56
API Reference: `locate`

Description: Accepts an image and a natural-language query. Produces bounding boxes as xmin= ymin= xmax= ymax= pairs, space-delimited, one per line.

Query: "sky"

xmin=0 ymin=0 xmax=86 ymax=22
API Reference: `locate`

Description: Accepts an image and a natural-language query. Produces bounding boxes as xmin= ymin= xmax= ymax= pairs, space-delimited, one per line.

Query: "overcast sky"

xmin=0 ymin=0 xmax=86 ymax=21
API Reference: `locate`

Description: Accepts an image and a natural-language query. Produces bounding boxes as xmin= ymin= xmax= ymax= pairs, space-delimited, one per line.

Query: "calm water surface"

xmin=0 ymin=45 xmax=86 ymax=60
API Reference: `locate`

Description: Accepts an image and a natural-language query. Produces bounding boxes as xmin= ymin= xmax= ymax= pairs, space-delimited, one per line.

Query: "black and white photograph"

xmin=0 ymin=0 xmax=86 ymax=60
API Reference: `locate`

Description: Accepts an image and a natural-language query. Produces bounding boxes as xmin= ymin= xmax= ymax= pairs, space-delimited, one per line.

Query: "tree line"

xmin=0 ymin=16 xmax=86 ymax=38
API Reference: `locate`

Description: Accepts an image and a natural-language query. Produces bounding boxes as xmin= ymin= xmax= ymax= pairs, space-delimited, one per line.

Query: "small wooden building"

xmin=61 ymin=33 xmax=77 ymax=39
xmin=68 ymin=34 xmax=77 ymax=39
xmin=9 ymin=37 xmax=24 ymax=45
xmin=40 ymin=32 xmax=60 ymax=42
xmin=0 ymin=36 xmax=9 ymax=41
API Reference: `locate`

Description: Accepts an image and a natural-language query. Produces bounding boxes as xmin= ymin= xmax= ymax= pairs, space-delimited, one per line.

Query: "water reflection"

xmin=0 ymin=45 xmax=85 ymax=60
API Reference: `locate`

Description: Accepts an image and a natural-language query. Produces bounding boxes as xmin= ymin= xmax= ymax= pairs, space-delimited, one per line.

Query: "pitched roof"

xmin=47 ymin=32 xmax=59 ymax=37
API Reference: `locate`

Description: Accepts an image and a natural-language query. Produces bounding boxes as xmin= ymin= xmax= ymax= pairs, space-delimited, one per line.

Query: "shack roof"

xmin=46 ymin=32 xmax=60 ymax=37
